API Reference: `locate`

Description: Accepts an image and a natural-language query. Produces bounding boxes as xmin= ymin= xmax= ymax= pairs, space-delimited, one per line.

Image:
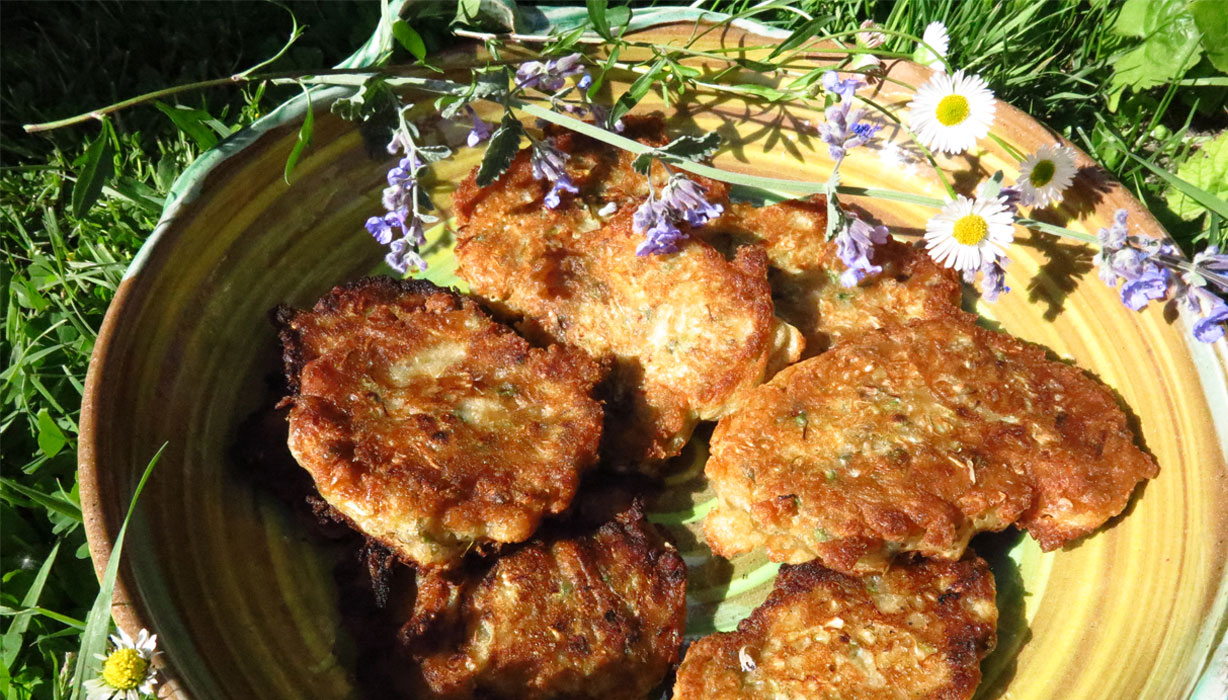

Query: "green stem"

xmin=23 ymin=67 xmax=391 ymax=133
xmin=988 ymin=133 xmax=1026 ymax=162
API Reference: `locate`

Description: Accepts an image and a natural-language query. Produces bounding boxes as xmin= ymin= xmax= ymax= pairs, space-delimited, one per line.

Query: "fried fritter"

xmin=705 ymin=317 xmax=1158 ymax=573
xmin=398 ymin=503 xmax=688 ymax=700
xmin=277 ymin=277 xmax=604 ymax=569
xmin=714 ymin=196 xmax=962 ymax=355
xmin=454 ymin=117 xmax=803 ymax=467
xmin=673 ymin=555 xmax=997 ymax=700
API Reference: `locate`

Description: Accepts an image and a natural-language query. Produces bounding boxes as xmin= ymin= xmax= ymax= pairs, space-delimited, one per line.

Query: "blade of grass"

xmin=68 ymin=443 xmax=165 ymax=700
xmin=1 ymin=540 xmax=61 ymax=672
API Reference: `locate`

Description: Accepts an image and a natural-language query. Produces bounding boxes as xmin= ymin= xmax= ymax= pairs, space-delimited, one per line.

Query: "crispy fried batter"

xmin=454 ymin=116 xmax=803 ymax=467
xmin=277 ymin=277 xmax=604 ymax=569
xmin=705 ymin=317 xmax=1158 ymax=573
xmin=713 ymin=196 xmax=962 ymax=355
xmin=399 ymin=504 xmax=688 ymax=700
xmin=673 ymin=555 xmax=997 ymax=700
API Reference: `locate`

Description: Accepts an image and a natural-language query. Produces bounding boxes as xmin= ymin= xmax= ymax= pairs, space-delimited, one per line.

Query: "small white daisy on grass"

xmin=1017 ymin=143 xmax=1077 ymax=208
xmin=915 ymin=21 xmax=950 ymax=70
xmin=925 ymin=193 xmax=1015 ymax=275
xmin=908 ymin=70 xmax=996 ymax=154
xmin=84 ymin=628 xmax=158 ymax=700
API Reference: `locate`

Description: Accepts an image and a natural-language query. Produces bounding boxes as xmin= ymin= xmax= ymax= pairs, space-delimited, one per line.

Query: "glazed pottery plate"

xmin=79 ymin=16 xmax=1228 ymax=700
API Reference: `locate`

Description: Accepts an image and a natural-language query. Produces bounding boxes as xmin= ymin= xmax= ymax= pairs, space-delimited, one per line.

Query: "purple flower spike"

xmin=544 ymin=174 xmax=579 ymax=210
xmin=980 ymin=258 xmax=1010 ymax=302
xmin=516 ymin=53 xmax=586 ymax=92
xmin=1121 ymin=268 xmax=1169 ymax=311
xmin=631 ymin=175 xmax=723 ymax=255
xmin=835 ymin=216 xmax=889 ymax=287
xmin=820 ymin=102 xmax=880 ymax=162
xmin=822 ymin=71 xmax=863 ymax=102
xmin=635 ymin=202 xmax=685 ymax=256
xmin=578 ymin=73 xmax=593 ymax=90
xmin=466 ymin=106 xmax=493 ymax=148
xmin=365 ymin=215 xmax=395 ymax=245
xmin=661 ymin=176 xmax=724 ymax=227
xmin=530 ymin=139 xmax=576 ymax=210
xmin=385 ymin=238 xmax=426 ymax=275
xmin=1193 ymin=299 xmax=1228 ymax=343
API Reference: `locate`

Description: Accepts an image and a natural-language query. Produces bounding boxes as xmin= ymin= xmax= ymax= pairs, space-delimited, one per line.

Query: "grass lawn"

xmin=2 ymin=0 xmax=1224 ymax=696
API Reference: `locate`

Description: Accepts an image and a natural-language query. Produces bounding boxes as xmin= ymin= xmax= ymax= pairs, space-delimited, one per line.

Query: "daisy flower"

xmin=1016 ymin=144 xmax=1077 ymax=208
xmin=908 ymin=70 xmax=996 ymax=154
xmin=925 ymin=192 xmax=1015 ymax=275
xmin=915 ymin=21 xmax=950 ymax=71
xmin=85 ymin=628 xmax=158 ymax=700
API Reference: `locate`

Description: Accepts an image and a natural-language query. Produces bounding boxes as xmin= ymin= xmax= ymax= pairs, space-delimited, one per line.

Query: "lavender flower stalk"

xmin=1093 ymin=209 xmax=1173 ymax=312
xmin=530 ymin=138 xmax=579 ymax=209
xmin=364 ymin=129 xmax=438 ymax=274
xmin=819 ymin=72 xmax=881 ymax=163
xmin=834 ymin=215 xmax=889 ymax=287
xmin=465 ymin=106 xmax=492 ymax=147
xmin=516 ymin=54 xmax=586 ymax=92
xmin=633 ymin=174 xmax=724 ymax=256
xmin=1093 ymin=209 xmax=1228 ymax=343
xmin=1178 ymin=245 xmax=1228 ymax=343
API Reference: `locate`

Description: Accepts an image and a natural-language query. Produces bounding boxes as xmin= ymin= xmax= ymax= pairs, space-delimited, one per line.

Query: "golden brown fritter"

xmin=705 ymin=317 xmax=1158 ymax=573
xmin=673 ymin=555 xmax=997 ymax=700
xmin=454 ymin=117 xmax=803 ymax=467
xmin=277 ymin=277 xmax=604 ymax=569
xmin=398 ymin=503 xmax=688 ymax=700
xmin=713 ymin=196 xmax=962 ymax=355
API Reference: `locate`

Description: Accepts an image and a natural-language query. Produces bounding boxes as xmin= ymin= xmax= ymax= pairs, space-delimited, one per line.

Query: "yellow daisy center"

xmin=935 ymin=95 xmax=970 ymax=126
xmin=952 ymin=215 xmax=989 ymax=246
xmin=1029 ymin=159 xmax=1055 ymax=187
xmin=102 ymin=648 xmax=148 ymax=691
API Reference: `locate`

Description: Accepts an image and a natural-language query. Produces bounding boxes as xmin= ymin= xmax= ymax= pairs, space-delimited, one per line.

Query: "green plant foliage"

xmin=475 ymin=114 xmax=525 ymax=187
xmin=1166 ymin=132 xmax=1228 ymax=221
xmin=1109 ymin=0 xmax=1205 ymax=93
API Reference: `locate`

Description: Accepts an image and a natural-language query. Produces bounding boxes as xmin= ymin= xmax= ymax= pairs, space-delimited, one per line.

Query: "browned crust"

xmin=705 ymin=317 xmax=1159 ymax=572
xmin=711 ymin=196 xmax=963 ymax=355
xmin=673 ymin=554 xmax=997 ymax=700
xmin=277 ymin=277 xmax=606 ymax=569
xmin=452 ymin=116 xmax=789 ymax=468
xmin=399 ymin=503 xmax=688 ymax=700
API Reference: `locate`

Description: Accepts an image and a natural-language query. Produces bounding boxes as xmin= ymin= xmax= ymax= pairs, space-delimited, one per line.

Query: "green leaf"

xmin=284 ymin=86 xmax=315 ymax=184
xmin=1108 ymin=0 xmax=1204 ymax=92
xmin=1166 ymin=131 xmax=1228 ymax=220
xmin=1 ymin=540 xmax=59 ymax=672
xmin=768 ymin=16 xmax=830 ymax=59
xmin=475 ymin=115 xmax=524 ymax=187
xmin=70 ymin=120 xmax=114 ymax=219
xmin=586 ymin=0 xmax=612 ymax=41
xmin=454 ymin=0 xmax=518 ymax=32
xmin=154 ymin=102 xmax=219 ymax=151
xmin=36 ymin=409 xmax=67 ymax=458
xmin=733 ymin=83 xmax=790 ymax=102
xmin=632 ymin=132 xmax=723 ymax=174
xmin=330 ymin=76 xmax=398 ymax=123
xmin=416 ymin=145 xmax=453 ymax=163
xmin=611 ymin=59 xmax=664 ymax=123
xmin=69 ymin=445 xmax=164 ymax=700
xmin=391 ymin=20 xmax=426 ymax=61
xmin=1191 ymin=0 xmax=1228 ymax=72
xmin=1113 ymin=0 xmax=1149 ymax=36
xmin=606 ymin=5 xmax=631 ymax=34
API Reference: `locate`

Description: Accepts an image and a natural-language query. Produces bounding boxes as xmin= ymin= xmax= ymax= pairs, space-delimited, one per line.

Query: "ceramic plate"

xmin=79 ymin=19 xmax=1228 ymax=700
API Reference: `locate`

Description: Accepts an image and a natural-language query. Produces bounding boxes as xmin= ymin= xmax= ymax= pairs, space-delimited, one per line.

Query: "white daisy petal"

xmin=1017 ymin=143 xmax=1077 ymax=207
xmin=917 ymin=21 xmax=950 ymax=70
xmin=925 ymin=192 xmax=1016 ymax=276
xmin=908 ymin=70 xmax=996 ymax=155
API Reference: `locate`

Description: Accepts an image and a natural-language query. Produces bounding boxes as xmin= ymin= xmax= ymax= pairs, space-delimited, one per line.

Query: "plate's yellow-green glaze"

xmin=79 ymin=24 xmax=1228 ymax=700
